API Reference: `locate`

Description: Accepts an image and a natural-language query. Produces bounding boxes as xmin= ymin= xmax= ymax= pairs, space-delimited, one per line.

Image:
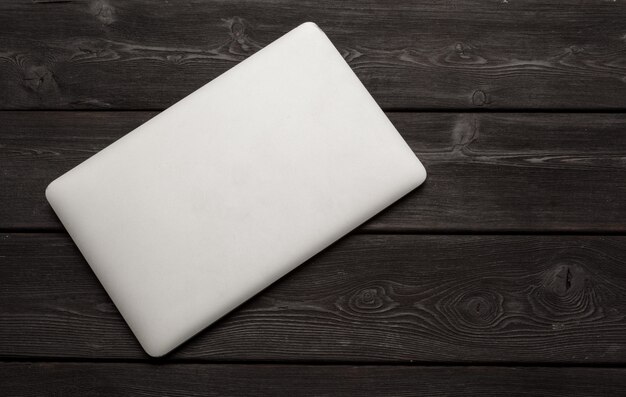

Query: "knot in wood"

xmin=455 ymin=291 xmax=503 ymax=327
xmin=569 ymin=45 xmax=583 ymax=55
xmin=530 ymin=261 xmax=598 ymax=321
xmin=346 ymin=285 xmax=398 ymax=314
xmin=90 ymin=0 xmax=115 ymax=25
xmin=455 ymin=42 xmax=472 ymax=59
xmin=544 ymin=263 xmax=585 ymax=297
xmin=229 ymin=17 xmax=247 ymax=40
xmin=472 ymin=90 xmax=489 ymax=106
xmin=355 ymin=288 xmax=383 ymax=310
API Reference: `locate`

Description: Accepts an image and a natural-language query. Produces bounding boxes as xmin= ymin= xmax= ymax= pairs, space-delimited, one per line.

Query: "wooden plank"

xmin=1 ymin=1 xmax=626 ymax=109
xmin=2 ymin=363 xmax=626 ymax=396
xmin=3 ymin=233 xmax=626 ymax=362
xmin=2 ymin=111 xmax=626 ymax=232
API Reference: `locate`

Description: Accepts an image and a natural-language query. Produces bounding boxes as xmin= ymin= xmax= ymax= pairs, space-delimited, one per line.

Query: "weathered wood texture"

xmin=2 ymin=363 xmax=626 ymax=396
xmin=3 ymin=233 xmax=626 ymax=362
xmin=2 ymin=1 xmax=626 ymax=110
xmin=2 ymin=111 xmax=626 ymax=232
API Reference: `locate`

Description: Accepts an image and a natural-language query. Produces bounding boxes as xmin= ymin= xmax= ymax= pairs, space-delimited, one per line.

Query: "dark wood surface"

xmin=1 ymin=0 xmax=626 ymax=395
xmin=2 ymin=363 xmax=626 ymax=397
xmin=3 ymin=111 xmax=626 ymax=232
xmin=3 ymin=233 xmax=626 ymax=363
xmin=2 ymin=1 xmax=626 ymax=110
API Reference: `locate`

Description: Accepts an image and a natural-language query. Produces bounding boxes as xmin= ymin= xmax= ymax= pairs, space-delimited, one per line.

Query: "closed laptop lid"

xmin=45 ymin=22 xmax=426 ymax=357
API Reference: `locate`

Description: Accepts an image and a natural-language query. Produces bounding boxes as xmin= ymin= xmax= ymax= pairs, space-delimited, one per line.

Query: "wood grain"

xmin=3 ymin=233 xmax=626 ymax=362
xmin=2 ymin=363 xmax=626 ymax=396
xmin=1 ymin=1 xmax=626 ymax=109
xmin=2 ymin=111 xmax=626 ymax=232
xmin=2 ymin=0 xmax=625 ymax=388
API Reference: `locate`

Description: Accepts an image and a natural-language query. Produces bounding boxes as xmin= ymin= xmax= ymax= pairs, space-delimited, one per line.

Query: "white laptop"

xmin=45 ymin=22 xmax=426 ymax=357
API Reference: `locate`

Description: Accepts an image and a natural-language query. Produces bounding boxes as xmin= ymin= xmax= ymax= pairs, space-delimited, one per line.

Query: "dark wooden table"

xmin=2 ymin=1 xmax=626 ymax=395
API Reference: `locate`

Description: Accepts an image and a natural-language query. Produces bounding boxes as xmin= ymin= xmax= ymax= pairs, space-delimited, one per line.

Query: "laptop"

xmin=45 ymin=22 xmax=426 ymax=357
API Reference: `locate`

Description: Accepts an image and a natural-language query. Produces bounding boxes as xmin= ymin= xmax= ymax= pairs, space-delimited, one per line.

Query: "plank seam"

xmin=2 ymin=358 xmax=626 ymax=368
xmin=2 ymin=109 xmax=626 ymax=114
xmin=4 ymin=229 xmax=626 ymax=236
